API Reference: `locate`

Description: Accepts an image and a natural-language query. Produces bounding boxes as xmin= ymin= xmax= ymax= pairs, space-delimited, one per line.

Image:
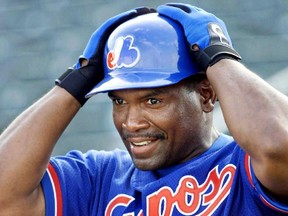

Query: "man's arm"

xmin=207 ymin=59 xmax=288 ymax=201
xmin=0 ymin=86 xmax=81 ymax=214
xmin=157 ymin=3 xmax=288 ymax=202
xmin=0 ymin=8 xmax=156 ymax=215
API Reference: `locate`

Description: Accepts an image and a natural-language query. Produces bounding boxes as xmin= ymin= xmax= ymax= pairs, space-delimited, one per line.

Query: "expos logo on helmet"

xmin=106 ymin=35 xmax=140 ymax=70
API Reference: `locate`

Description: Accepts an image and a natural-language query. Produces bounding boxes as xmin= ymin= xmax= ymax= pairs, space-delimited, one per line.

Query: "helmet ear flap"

xmin=86 ymin=13 xmax=201 ymax=96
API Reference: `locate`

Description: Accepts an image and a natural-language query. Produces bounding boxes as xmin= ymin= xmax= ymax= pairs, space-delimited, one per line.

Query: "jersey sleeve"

xmin=244 ymin=153 xmax=288 ymax=214
xmin=40 ymin=149 xmax=128 ymax=216
xmin=41 ymin=162 xmax=63 ymax=216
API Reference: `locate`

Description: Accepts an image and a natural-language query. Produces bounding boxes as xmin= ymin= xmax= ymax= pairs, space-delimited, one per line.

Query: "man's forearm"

xmin=206 ymin=59 xmax=288 ymax=152
xmin=207 ymin=59 xmax=288 ymax=198
xmin=0 ymin=86 xmax=80 ymax=201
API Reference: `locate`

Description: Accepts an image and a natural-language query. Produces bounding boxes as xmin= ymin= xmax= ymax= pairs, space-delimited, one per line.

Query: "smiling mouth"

xmin=131 ymin=140 xmax=152 ymax=146
xmin=124 ymin=132 xmax=165 ymax=144
xmin=123 ymin=133 xmax=166 ymax=157
xmin=127 ymin=137 xmax=160 ymax=159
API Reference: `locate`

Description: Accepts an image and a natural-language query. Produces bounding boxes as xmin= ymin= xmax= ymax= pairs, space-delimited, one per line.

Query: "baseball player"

xmin=1 ymin=3 xmax=288 ymax=216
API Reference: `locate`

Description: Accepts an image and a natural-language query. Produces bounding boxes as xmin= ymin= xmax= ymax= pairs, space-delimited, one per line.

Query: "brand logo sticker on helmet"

xmin=107 ymin=35 xmax=140 ymax=70
xmin=208 ymin=23 xmax=230 ymax=45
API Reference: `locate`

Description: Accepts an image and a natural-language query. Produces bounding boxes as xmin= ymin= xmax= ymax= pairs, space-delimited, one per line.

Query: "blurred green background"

xmin=1 ymin=0 xmax=288 ymax=156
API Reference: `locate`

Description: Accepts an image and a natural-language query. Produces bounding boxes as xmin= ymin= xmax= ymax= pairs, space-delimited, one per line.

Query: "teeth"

xmin=132 ymin=141 xmax=151 ymax=146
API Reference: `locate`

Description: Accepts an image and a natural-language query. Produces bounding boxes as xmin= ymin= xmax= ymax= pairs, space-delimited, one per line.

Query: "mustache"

xmin=122 ymin=132 xmax=166 ymax=140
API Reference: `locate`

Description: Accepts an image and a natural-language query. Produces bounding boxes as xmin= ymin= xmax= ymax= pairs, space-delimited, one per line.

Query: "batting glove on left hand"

xmin=157 ymin=3 xmax=241 ymax=72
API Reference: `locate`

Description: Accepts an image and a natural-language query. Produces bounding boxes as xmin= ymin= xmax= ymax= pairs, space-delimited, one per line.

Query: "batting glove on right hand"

xmin=157 ymin=3 xmax=241 ymax=72
xmin=56 ymin=7 xmax=156 ymax=106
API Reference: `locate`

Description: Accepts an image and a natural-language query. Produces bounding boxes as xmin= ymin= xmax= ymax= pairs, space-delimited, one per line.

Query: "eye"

xmin=147 ymin=98 xmax=160 ymax=105
xmin=113 ymin=98 xmax=126 ymax=105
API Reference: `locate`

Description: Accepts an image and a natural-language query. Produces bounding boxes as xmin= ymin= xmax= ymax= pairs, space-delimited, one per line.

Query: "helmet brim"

xmin=86 ymin=69 xmax=193 ymax=97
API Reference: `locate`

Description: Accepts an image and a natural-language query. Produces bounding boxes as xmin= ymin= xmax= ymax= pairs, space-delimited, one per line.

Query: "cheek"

xmin=168 ymin=100 xmax=202 ymax=137
xmin=150 ymin=106 xmax=183 ymax=136
xmin=112 ymin=109 xmax=125 ymax=132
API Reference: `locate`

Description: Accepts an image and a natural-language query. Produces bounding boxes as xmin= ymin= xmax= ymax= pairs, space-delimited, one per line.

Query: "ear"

xmin=197 ymin=79 xmax=217 ymax=113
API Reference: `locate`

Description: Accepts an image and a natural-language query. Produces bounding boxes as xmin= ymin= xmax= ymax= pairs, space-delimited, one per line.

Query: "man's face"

xmin=109 ymin=82 xmax=209 ymax=170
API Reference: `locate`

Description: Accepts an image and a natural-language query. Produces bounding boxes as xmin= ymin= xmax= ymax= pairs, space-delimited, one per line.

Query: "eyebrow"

xmin=108 ymin=88 xmax=168 ymax=99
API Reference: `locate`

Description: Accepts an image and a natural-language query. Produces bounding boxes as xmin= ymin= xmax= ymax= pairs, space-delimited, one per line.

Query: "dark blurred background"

xmin=1 ymin=0 xmax=288 ymax=155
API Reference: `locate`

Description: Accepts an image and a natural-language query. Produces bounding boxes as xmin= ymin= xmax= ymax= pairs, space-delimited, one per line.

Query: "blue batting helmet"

xmin=86 ymin=13 xmax=200 ymax=97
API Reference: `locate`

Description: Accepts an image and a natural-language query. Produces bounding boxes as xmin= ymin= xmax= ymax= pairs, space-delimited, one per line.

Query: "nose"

xmin=122 ymin=106 xmax=150 ymax=132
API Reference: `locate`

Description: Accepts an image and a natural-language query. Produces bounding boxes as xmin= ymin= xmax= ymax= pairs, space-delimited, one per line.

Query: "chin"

xmin=133 ymin=156 xmax=175 ymax=171
xmin=132 ymin=158 xmax=162 ymax=171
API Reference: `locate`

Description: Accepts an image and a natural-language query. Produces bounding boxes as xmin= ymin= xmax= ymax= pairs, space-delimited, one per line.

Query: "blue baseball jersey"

xmin=41 ymin=134 xmax=288 ymax=215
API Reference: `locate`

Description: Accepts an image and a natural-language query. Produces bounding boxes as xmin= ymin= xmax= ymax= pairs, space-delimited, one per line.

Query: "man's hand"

xmin=56 ymin=7 xmax=156 ymax=105
xmin=157 ymin=3 xmax=241 ymax=71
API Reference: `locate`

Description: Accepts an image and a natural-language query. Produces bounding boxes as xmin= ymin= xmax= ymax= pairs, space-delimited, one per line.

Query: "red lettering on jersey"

xmin=146 ymin=165 xmax=235 ymax=215
xmin=105 ymin=194 xmax=134 ymax=216
xmin=105 ymin=164 xmax=236 ymax=216
xmin=200 ymin=165 xmax=235 ymax=215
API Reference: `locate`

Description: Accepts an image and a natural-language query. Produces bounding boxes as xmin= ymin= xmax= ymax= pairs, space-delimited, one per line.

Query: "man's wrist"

xmin=53 ymin=85 xmax=82 ymax=108
xmin=206 ymin=58 xmax=241 ymax=75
